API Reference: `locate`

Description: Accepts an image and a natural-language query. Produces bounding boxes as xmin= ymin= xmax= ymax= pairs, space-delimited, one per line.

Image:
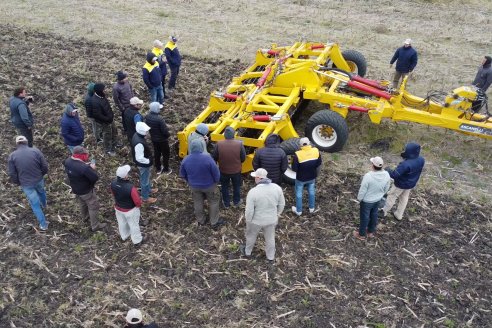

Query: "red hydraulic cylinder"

xmin=348 ymin=105 xmax=369 ymax=113
xmin=252 ymin=115 xmax=271 ymax=122
xmin=223 ymin=93 xmax=239 ymax=101
xmin=347 ymin=80 xmax=392 ymax=100
xmin=310 ymin=44 xmax=325 ymax=50
xmin=351 ymin=75 xmax=386 ymax=90
xmin=256 ymin=67 xmax=272 ymax=87
xmin=267 ymin=50 xmax=279 ymax=56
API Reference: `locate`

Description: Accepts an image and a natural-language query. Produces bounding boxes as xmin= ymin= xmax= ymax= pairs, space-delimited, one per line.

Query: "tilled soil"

xmin=0 ymin=25 xmax=491 ymax=328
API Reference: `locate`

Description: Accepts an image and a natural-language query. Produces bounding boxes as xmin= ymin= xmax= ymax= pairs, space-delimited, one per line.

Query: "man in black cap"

xmin=112 ymin=70 xmax=134 ymax=132
xmin=164 ymin=36 xmax=182 ymax=93
xmin=63 ymin=146 xmax=106 ymax=231
xmin=91 ymin=83 xmax=119 ymax=156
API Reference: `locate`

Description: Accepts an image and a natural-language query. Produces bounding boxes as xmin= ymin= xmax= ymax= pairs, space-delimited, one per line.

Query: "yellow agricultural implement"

xmin=177 ymin=42 xmax=491 ymax=175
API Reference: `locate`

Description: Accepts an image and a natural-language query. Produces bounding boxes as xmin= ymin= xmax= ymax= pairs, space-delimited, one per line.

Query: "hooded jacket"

xmin=84 ymin=83 xmax=95 ymax=118
xmin=123 ymin=105 xmax=143 ymax=140
xmin=472 ymin=56 xmax=492 ymax=92
xmin=252 ymin=134 xmax=288 ymax=185
xmin=390 ymin=46 xmax=418 ymax=73
xmin=388 ymin=142 xmax=425 ymax=189
xmin=91 ymin=85 xmax=114 ymax=124
xmin=60 ymin=104 xmax=85 ymax=146
xmin=145 ymin=111 xmax=170 ymax=142
xmin=142 ymin=53 xmax=162 ymax=89
xmin=357 ymin=170 xmax=391 ymax=203
xmin=9 ymin=96 xmax=33 ymax=128
xmin=188 ymin=124 xmax=209 ymax=154
xmin=180 ymin=140 xmax=220 ymax=189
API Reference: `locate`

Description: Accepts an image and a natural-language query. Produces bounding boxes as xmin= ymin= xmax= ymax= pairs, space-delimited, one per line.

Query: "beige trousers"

xmin=392 ymin=71 xmax=409 ymax=88
xmin=382 ymin=185 xmax=411 ymax=220
xmin=115 ymin=207 xmax=142 ymax=244
xmin=245 ymin=222 xmax=276 ymax=261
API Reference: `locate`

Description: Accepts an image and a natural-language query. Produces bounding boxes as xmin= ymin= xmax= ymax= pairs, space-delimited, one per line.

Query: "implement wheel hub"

xmin=313 ymin=125 xmax=337 ymax=147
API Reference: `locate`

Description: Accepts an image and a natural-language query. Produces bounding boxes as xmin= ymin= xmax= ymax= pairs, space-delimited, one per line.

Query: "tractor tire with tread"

xmin=305 ymin=110 xmax=349 ymax=153
xmin=332 ymin=50 xmax=367 ymax=77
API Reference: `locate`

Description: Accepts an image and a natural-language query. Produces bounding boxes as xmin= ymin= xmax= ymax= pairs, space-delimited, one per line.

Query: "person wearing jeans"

xmin=8 ymin=136 xmax=49 ymax=230
xmin=353 ymin=157 xmax=391 ymax=240
xmin=131 ymin=122 xmax=157 ymax=204
xmin=291 ymin=137 xmax=322 ymax=216
xmin=212 ymin=126 xmax=246 ymax=207
xmin=142 ymin=52 xmax=164 ymax=104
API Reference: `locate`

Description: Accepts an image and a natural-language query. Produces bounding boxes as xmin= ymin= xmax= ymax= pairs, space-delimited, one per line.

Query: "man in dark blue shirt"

xmin=390 ymin=39 xmax=418 ymax=88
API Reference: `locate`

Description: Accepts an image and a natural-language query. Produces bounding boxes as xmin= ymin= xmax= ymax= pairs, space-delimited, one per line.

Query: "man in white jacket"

xmin=240 ymin=168 xmax=285 ymax=263
xmin=354 ymin=156 xmax=391 ymax=240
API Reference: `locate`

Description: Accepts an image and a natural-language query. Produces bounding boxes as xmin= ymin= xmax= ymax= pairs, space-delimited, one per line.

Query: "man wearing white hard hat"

xmin=389 ymin=38 xmax=418 ymax=88
xmin=353 ymin=156 xmax=391 ymax=240
xmin=131 ymin=122 xmax=157 ymax=204
xmin=124 ymin=308 xmax=158 ymax=328
xmin=240 ymin=168 xmax=285 ymax=263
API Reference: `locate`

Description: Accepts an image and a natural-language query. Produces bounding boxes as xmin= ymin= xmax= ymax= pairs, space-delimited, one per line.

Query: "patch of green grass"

xmin=90 ymin=231 xmax=107 ymax=243
xmin=367 ymin=323 xmax=385 ymax=328
xmin=443 ymin=318 xmax=455 ymax=328
xmin=228 ymin=242 xmax=239 ymax=252
xmin=156 ymin=10 xmax=170 ymax=18
xmin=73 ymin=244 xmax=83 ymax=253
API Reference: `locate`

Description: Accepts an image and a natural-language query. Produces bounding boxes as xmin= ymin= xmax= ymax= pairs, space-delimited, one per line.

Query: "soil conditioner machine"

xmin=178 ymin=42 xmax=491 ymax=178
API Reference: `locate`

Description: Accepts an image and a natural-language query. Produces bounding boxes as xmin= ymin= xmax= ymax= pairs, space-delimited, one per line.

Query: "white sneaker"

xmin=309 ymin=208 xmax=319 ymax=214
xmin=291 ymin=206 xmax=302 ymax=216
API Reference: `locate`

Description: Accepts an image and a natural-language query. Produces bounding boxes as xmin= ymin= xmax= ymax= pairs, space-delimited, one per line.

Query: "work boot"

xmin=91 ymin=222 xmax=107 ymax=231
xmin=239 ymin=244 xmax=251 ymax=258
xmin=212 ymin=219 xmax=226 ymax=230
xmin=143 ymin=197 xmax=157 ymax=204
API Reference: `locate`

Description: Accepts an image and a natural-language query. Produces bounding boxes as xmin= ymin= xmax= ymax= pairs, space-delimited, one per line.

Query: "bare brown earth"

xmin=0 ymin=24 xmax=491 ymax=328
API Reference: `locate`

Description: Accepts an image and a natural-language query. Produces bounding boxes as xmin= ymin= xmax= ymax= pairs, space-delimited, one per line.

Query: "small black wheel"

xmin=279 ymin=138 xmax=300 ymax=185
xmin=332 ymin=50 xmax=367 ymax=77
xmin=305 ymin=110 xmax=349 ymax=152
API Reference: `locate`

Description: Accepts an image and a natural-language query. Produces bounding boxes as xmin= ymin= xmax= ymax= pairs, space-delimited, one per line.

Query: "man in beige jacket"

xmin=240 ymin=168 xmax=285 ymax=263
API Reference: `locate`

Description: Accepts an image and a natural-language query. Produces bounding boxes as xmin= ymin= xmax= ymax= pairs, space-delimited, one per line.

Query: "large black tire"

xmin=279 ymin=138 xmax=300 ymax=185
xmin=332 ymin=50 xmax=367 ymax=77
xmin=305 ymin=110 xmax=349 ymax=152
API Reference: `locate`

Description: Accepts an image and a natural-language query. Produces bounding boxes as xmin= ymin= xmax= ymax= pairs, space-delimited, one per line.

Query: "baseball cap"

xmin=404 ymin=38 xmax=412 ymax=45
xmin=72 ymin=146 xmax=88 ymax=154
xmin=299 ymin=137 xmax=310 ymax=146
xmin=116 ymin=165 xmax=131 ymax=178
xmin=125 ymin=308 xmax=143 ymax=324
xmin=370 ymin=156 xmax=384 ymax=168
xmin=130 ymin=97 xmax=144 ymax=106
xmin=250 ymin=168 xmax=268 ymax=179
xmin=15 ymin=136 xmax=28 ymax=143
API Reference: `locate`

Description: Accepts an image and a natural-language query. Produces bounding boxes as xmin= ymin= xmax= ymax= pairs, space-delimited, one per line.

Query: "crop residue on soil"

xmin=0 ymin=25 xmax=491 ymax=327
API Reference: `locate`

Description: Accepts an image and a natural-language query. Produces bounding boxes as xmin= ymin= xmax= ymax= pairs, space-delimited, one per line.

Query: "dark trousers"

xmin=162 ymin=76 xmax=167 ymax=98
xmin=152 ymin=140 xmax=170 ymax=171
xmin=359 ymin=200 xmax=379 ymax=236
xmin=16 ymin=126 xmax=33 ymax=147
xmin=168 ymin=66 xmax=180 ymax=89
xmin=220 ymin=172 xmax=241 ymax=207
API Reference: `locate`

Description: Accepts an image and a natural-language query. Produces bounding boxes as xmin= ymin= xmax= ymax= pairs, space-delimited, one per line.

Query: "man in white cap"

xmin=110 ymin=165 xmax=144 ymax=246
xmin=131 ymin=122 xmax=157 ymax=204
xmin=389 ymin=38 xmax=418 ymax=88
xmin=123 ymin=96 xmax=144 ymax=143
xmin=353 ymin=156 xmax=391 ymax=240
xmin=124 ymin=308 xmax=158 ymax=328
xmin=291 ymin=137 xmax=322 ymax=216
xmin=240 ymin=168 xmax=285 ymax=263
xmin=8 ymin=136 xmax=49 ymax=231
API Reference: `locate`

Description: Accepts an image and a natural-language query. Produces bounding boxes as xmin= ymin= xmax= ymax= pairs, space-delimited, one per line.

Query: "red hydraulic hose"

xmin=252 ymin=115 xmax=271 ymax=122
xmin=256 ymin=67 xmax=272 ymax=87
xmin=348 ymin=105 xmax=369 ymax=113
xmin=347 ymin=80 xmax=392 ymax=100
xmin=310 ymin=44 xmax=325 ymax=50
xmin=351 ymin=75 xmax=386 ymax=90
xmin=223 ymin=93 xmax=239 ymax=101
xmin=267 ymin=50 xmax=279 ymax=56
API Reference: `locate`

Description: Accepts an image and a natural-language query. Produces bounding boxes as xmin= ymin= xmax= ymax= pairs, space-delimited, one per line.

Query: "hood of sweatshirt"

xmin=265 ymin=134 xmax=281 ymax=147
xmin=401 ymin=142 xmax=421 ymax=159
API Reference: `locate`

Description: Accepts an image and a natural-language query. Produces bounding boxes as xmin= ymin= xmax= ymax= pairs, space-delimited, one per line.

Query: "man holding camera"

xmin=9 ymin=87 xmax=35 ymax=147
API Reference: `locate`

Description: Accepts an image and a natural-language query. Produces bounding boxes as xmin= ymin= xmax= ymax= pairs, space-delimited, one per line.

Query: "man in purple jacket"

xmin=180 ymin=139 xmax=224 ymax=229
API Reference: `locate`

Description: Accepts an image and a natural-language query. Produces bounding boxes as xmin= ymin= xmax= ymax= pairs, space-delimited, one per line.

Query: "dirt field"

xmin=0 ymin=1 xmax=492 ymax=327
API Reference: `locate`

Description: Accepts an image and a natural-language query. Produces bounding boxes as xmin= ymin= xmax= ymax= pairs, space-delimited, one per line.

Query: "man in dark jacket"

xmin=112 ymin=70 xmax=134 ymax=131
xmin=382 ymin=142 xmax=425 ymax=220
xmin=472 ymin=55 xmax=492 ymax=93
xmin=91 ymin=83 xmax=118 ymax=156
xmin=180 ymin=139 xmax=224 ymax=229
xmin=123 ymin=97 xmax=144 ymax=143
xmin=63 ymin=146 xmax=106 ymax=231
xmin=84 ymin=82 xmax=101 ymax=142
xmin=164 ymin=36 xmax=182 ymax=92
xmin=9 ymin=87 xmax=35 ymax=147
xmin=145 ymin=102 xmax=171 ymax=175
xmin=131 ymin=122 xmax=157 ymax=204
xmin=390 ymin=39 xmax=418 ymax=88
xmin=291 ymin=138 xmax=322 ymax=216
xmin=151 ymin=40 xmax=169 ymax=99
xmin=142 ymin=53 xmax=164 ymax=104
xmin=252 ymin=134 xmax=288 ymax=185
xmin=8 ymin=136 xmax=49 ymax=231
xmin=212 ymin=126 xmax=246 ymax=207
xmin=60 ymin=103 xmax=84 ymax=153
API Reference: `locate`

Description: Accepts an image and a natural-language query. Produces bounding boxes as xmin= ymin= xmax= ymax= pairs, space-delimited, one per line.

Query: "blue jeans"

xmin=21 ymin=179 xmax=47 ymax=228
xmin=295 ymin=179 xmax=315 ymax=212
xmin=359 ymin=200 xmax=379 ymax=236
xmin=138 ymin=166 xmax=151 ymax=200
xmin=149 ymin=85 xmax=164 ymax=104
xmin=220 ymin=172 xmax=241 ymax=207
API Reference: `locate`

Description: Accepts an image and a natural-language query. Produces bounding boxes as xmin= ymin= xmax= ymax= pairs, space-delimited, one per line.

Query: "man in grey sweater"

xmin=240 ymin=168 xmax=285 ymax=263
xmin=353 ymin=156 xmax=390 ymax=240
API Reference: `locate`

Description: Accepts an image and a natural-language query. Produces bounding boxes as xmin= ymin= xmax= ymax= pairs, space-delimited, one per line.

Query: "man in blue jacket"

xmin=9 ymin=87 xmax=35 ymax=147
xmin=390 ymin=39 xmax=418 ymax=88
xmin=180 ymin=139 xmax=224 ymax=229
xmin=164 ymin=36 xmax=182 ymax=93
xmin=382 ymin=142 xmax=425 ymax=220
xmin=60 ymin=103 xmax=85 ymax=153
xmin=142 ymin=52 xmax=164 ymax=104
